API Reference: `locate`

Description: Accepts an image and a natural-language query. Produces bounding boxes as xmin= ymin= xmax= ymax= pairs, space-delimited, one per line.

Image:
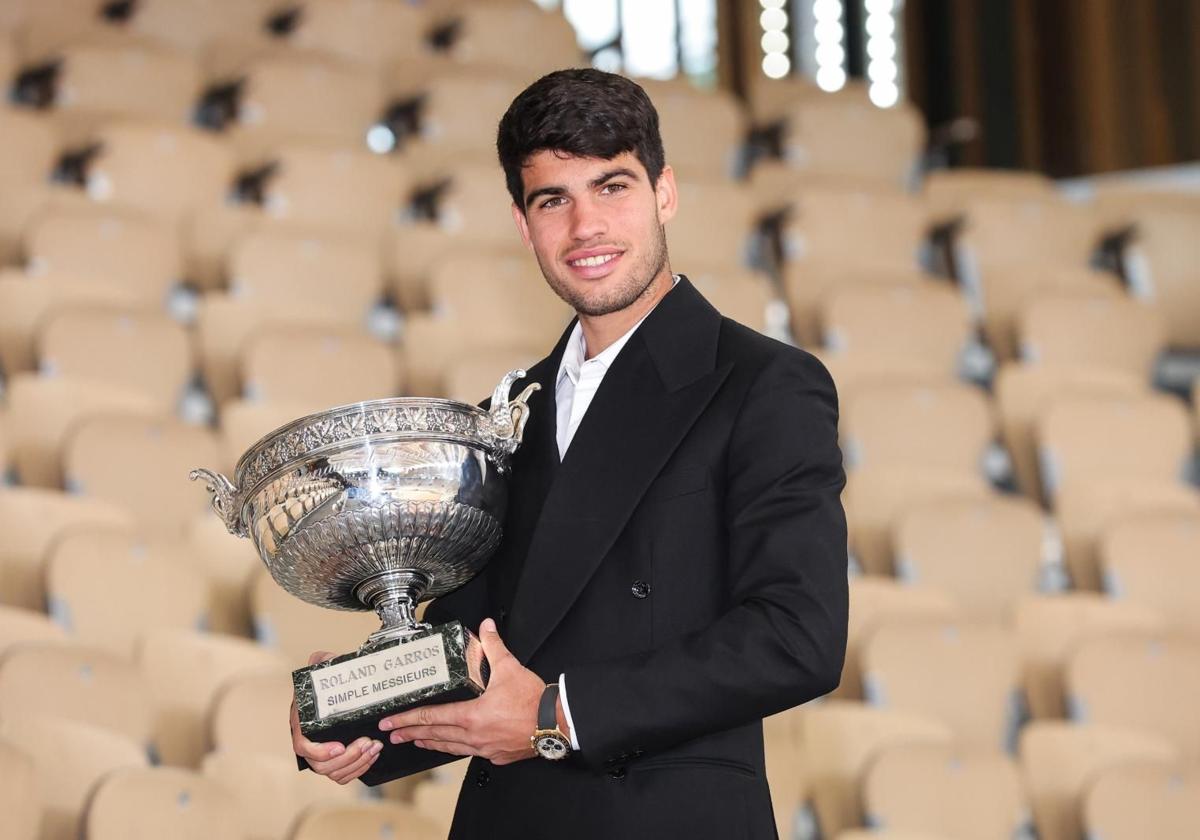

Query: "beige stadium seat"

xmin=976 ymin=265 xmax=1124 ymax=361
xmin=445 ymin=348 xmax=544 ymax=405
xmin=953 ymin=197 xmax=1101 ymax=283
xmin=62 ymin=415 xmax=221 ymax=539
xmin=44 ymin=42 xmax=202 ymax=134
xmin=45 ymin=529 xmax=210 ymax=658
xmin=291 ymin=800 xmax=459 ymax=840
xmin=1014 ymin=593 xmax=1167 ymax=720
xmin=0 ymin=641 xmax=154 ymax=747
xmin=862 ymin=742 xmax=1030 ymax=840
xmin=219 ymin=398 xmax=317 ymax=475
xmin=763 ymin=725 xmax=809 ymax=840
xmin=0 ymin=713 xmax=148 ymax=840
xmin=862 ymin=619 xmax=1022 ymax=752
xmin=894 ymin=495 xmax=1043 ymax=624
xmin=240 ymin=326 xmax=400 ymax=411
xmin=1036 ymin=391 xmax=1192 ymax=503
xmin=837 ymin=578 xmax=960 ymax=701
xmin=262 ymin=144 xmax=408 ymax=237
xmin=640 ymin=79 xmax=746 ymax=180
xmin=687 ymin=268 xmax=778 ymax=334
xmin=1090 ymin=184 xmax=1200 ymax=232
xmin=0 ymin=738 xmax=39 ymax=840
xmin=282 ymin=0 xmax=430 ymax=67
xmin=1018 ymin=294 xmax=1166 ymax=379
xmin=922 ymin=168 xmax=1058 ymax=226
xmin=1055 ymin=478 xmax=1200 ymax=592
xmin=842 ymin=381 xmax=994 ymax=477
xmin=223 ymin=56 xmax=385 ymax=162
xmin=202 ymin=750 xmax=363 ymax=840
xmin=124 ymin=0 xmax=277 ymax=54
xmin=1124 ymin=208 xmax=1200 ymax=347
xmin=1083 ymin=761 xmax=1200 ymax=840
xmin=83 ymin=121 xmax=237 ymax=223
xmin=37 ymin=305 xmax=193 ymax=410
xmin=438 ymin=1 xmax=580 ymax=76
xmin=781 ymin=186 xmax=930 ymax=270
xmin=209 ymin=668 xmax=297 ymax=756
xmin=23 ymin=206 xmax=183 ymax=305
xmin=814 ymin=349 xmax=951 ymax=410
xmin=413 ymin=765 xmax=470 ymax=838
xmin=783 ymin=261 xmax=930 ymax=348
xmin=802 ymin=700 xmax=954 ymax=840
xmin=1101 ymin=510 xmax=1200 ymax=638
xmin=5 ymin=373 xmax=160 ymax=488
xmin=183 ymin=197 xmax=268 ymax=290
xmin=670 ymin=179 xmax=758 ymax=269
xmin=1018 ymin=721 xmax=1176 ymax=840
xmin=137 ymin=628 xmax=288 ymax=766
xmin=780 ymin=96 xmax=926 ymax=189
xmin=821 ymin=283 xmax=972 ymax=377
xmin=0 ymin=603 xmax=69 ymax=655
xmin=994 ymin=363 xmax=1145 ymax=502
xmin=402 ymin=73 xmax=529 ymax=165
xmin=386 ymin=222 xmax=528 ymax=312
xmin=0 ymin=106 xmax=61 ymax=192
xmin=424 ymin=162 xmax=530 ymax=248
xmin=184 ymin=514 xmax=262 ymax=637
xmin=1066 ymin=633 xmax=1200 ymax=760
xmin=227 ymin=228 xmax=384 ymax=323
xmin=85 ymin=766 xmax=250 ymax=840
xmin=0 ymin=268 xmax=141 ymax=376
xmin=843 ymin=467 xmax=993 ymax=576
xmin=250 ymin=567 xmax=381 ymax=669
xmin=0 ymin=487 xmax=133 ymax=611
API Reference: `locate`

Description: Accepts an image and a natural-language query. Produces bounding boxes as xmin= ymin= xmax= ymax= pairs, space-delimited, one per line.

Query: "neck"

xmin=577 ymin=267 xmax=675 ymax=360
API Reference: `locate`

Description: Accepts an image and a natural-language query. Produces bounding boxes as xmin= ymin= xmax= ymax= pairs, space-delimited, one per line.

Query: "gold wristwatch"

xmin=531 ymin=683 xmax=571 ymax=760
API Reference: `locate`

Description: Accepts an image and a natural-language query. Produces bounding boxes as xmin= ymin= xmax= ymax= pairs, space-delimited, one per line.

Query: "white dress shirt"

xmin=552 ymin=276 xmax=677 ymax=752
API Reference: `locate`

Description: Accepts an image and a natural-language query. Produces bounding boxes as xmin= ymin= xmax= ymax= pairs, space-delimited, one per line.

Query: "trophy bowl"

xmin=190 ymin=370 xmax=539 ymax=784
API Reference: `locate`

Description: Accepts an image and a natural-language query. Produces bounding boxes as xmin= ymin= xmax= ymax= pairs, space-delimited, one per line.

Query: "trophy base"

xmin=293 ymin=620 xmax=488 ymax=786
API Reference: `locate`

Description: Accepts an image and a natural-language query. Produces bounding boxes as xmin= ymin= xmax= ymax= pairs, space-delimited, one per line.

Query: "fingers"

xmin=378 ymin=700 xmax=468 ymax=731
xmin=387 ymin=724 xmax=469 ymax=745
xmin=292 ymin=652 xmax=341 ymax=762
xmin=413 ymin=739 xmax=476 ymax=757
xmin=309 ymin=736 xmax=381 ymax=778
xmin=308 ymin=650 xmax=336 ymax=666
xmin=328 ymin=739 xmax=384 ymax=784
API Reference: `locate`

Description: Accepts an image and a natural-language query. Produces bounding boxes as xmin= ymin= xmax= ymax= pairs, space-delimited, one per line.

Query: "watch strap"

xmin=538 ymin=683 xmax=560 ymax=731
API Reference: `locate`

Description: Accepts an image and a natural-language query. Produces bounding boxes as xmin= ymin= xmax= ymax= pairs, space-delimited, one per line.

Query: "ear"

xmin=654 ymin=164 xmax=678 ymax=225
xmin=511 ymin=201 xmax=534 ymax=251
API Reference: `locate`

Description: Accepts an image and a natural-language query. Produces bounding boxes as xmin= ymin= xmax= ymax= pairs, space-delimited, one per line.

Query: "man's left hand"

xmin=376 ymin=617 xmax=547 ymax=765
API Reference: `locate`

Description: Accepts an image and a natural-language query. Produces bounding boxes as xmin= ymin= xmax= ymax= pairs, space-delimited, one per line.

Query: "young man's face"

xmin=511 ymin=150 xmax=677 ymax=318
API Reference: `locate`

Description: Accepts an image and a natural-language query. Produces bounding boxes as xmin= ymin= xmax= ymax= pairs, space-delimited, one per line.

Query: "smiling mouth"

xmin=567 ymin=252 xmax=621 ymax=268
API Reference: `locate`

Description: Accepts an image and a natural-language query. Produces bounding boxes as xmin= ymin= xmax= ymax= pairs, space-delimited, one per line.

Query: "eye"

xmin=600 ymin=182 xmax=627 ymax=195
xmin=538 ymin=196 xmax=566 ymax=210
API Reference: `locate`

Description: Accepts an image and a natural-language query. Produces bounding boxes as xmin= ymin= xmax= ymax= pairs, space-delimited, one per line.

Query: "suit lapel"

xmin=506 ymin=277 xmax=731 ymax=662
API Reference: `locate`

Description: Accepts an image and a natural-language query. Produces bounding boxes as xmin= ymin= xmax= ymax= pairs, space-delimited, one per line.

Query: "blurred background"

xmin=0 ymin=1 xmax=1197 ymax=839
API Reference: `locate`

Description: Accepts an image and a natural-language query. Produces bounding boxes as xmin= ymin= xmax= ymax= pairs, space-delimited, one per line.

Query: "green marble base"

xmin=293 ymin=621 xmax=487 ymax=785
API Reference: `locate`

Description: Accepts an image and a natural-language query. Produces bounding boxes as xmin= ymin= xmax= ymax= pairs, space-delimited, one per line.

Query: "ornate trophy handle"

xmin=486 ymin=369 xmax=541 ymax=472
xmin=188 ymin=468 xmax=247 ymax=537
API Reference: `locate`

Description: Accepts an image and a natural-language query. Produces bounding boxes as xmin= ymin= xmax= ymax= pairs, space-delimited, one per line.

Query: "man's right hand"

xmin=290 ymin=650 xmax=384 ymax=784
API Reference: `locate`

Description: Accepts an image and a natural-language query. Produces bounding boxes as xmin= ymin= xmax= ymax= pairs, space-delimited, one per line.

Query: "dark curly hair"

xmin=496 ymin=68 xmax=666 ymax=213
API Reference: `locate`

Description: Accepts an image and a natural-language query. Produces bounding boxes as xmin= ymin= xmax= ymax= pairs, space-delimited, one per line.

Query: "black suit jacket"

xmin=422 ymin=276 xmax=848 ymax=839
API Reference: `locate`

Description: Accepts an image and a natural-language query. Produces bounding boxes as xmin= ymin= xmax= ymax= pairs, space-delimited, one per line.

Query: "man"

xmin=292 ymin=68 xmax=847 ymax=839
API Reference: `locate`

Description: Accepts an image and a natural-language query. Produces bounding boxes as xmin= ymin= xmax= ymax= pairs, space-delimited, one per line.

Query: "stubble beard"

xmin=537 ymin=222 xmax=670 ymax=318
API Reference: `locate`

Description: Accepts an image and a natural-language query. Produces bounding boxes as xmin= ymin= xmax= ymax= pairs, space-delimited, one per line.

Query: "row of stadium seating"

xmin=1 ymin=1 xmax=1197 ymax=839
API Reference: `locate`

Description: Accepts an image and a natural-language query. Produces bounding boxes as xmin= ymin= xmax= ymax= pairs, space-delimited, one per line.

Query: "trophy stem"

xmin=354 ymin=570 xmax=434 ymax=652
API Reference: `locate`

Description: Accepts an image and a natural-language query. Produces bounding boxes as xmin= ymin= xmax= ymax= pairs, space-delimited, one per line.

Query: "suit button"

xmin=607 ymin=766 xmax=626 ymax=780
xmin=631 ymin=580 xmax=650 ymax=599
xmin=475 ymin=768 xmax=490 ymax=788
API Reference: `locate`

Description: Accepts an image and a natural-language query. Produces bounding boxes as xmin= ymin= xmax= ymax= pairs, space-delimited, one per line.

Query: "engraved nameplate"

xmin=312 ymin=634 xmax=451 ymax=720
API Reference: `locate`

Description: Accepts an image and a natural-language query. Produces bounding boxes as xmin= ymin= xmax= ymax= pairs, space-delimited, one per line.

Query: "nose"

xmin=567 ymin=194 xmax=606 ymax=242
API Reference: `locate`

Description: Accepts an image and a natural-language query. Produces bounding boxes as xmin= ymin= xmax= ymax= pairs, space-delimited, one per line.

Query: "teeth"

xmin=571 ymin=253 xmax=618 ymax=267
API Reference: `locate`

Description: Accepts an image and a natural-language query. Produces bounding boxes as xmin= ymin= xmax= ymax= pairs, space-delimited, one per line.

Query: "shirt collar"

xmin=557 ymin=275 xmax=679 ymax=388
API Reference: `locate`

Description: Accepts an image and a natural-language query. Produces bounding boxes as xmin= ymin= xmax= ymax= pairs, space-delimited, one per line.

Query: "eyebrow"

xmin=523 ymin=167 xmax=641 ymax=209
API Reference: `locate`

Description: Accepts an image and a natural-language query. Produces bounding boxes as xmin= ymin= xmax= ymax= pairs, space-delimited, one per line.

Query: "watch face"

xmin=534 ymin=733 xmax=570 ymax=760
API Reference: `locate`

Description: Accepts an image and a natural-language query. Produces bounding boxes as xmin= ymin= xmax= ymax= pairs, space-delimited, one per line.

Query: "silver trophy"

xmin=191 ymin=370 xmax=539 ymax=784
